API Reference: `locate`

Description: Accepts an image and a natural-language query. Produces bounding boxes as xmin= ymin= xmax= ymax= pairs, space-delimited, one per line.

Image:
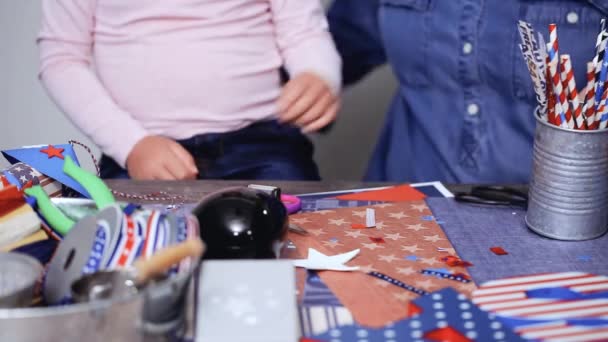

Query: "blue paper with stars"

xmin=309 ymin=287 xmax=523 ymax=342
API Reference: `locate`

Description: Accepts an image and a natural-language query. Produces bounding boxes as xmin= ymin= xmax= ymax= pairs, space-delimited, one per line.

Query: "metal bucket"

xmin=0 ymin=262 xmax=194 ymax=341
xmin=525 ymin=115 xmax=608 ymax=240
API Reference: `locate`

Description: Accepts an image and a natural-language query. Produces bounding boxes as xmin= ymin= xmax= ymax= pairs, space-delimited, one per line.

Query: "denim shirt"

xmin=328 ymin=0 xmax=608 ymax=183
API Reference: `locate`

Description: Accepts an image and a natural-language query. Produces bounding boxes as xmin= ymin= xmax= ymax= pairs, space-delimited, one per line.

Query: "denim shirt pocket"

xmin=513 ymin=1 xmax=608 ymax=101
xmin=379 ymin=0 xmax=433 ymax=87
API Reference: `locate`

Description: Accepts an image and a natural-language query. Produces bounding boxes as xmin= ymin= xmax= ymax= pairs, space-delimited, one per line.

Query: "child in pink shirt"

xmin=38 ymin=0 xmax=341 ymax=180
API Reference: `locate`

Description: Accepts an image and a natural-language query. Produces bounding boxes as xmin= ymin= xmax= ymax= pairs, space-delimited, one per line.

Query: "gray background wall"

xmin=0 ymin=1 xmax=397 ymax=180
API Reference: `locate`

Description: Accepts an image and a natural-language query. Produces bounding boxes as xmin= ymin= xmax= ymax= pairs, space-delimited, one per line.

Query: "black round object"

xmin=192 ymin=187 xmax=288 ymax=259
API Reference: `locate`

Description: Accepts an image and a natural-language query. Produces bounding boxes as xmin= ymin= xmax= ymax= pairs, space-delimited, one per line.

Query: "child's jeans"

xmin=99 ymin=120 xmax=321 ymax=181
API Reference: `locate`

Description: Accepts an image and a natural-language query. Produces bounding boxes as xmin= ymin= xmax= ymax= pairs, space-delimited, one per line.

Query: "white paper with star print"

xmin=196 ymin=260 xmax=299 ymax=342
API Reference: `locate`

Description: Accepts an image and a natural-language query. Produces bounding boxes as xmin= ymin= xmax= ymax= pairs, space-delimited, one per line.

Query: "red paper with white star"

xmin=288 ymin=201 xmax=477 ymax=327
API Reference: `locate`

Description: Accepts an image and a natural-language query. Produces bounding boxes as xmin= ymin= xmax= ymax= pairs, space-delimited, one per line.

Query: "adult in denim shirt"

xmin=328 ymin=0 xmax=608 ymax=183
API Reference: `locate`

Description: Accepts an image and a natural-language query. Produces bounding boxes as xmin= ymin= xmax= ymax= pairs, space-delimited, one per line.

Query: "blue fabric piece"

xmin=99 ymin=120 xmax=320 ymax=181
xmin=328 ymin=0 xmax=608 ymax=183
xmin=310 ymin=287 xmax=523 ymax=342
xmin=426 ymin=198 xmax=608 ymax=285
xmin=2 ymin=144 xmax=89 ymax=197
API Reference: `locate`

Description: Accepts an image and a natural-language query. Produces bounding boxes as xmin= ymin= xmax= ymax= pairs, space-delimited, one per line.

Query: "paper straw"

xmin=582 ymin=61 xmax=597 ymax=128
xmin=592 ymin=21 xmax=608 ymax=108
xmin=517 ymin=21 xmax=548 ymax=118
xmin=559 ymin=55 xmax=577 ymax=128
xmin=590 ymin=87 xmax=608 ymax=129
xmin=546 ymin=26 xmax=568 ymax=128
xmin=560 ymin=55 xmax=585 ymax=129
xmin=546 ymin=56 xmax=557 ymax=125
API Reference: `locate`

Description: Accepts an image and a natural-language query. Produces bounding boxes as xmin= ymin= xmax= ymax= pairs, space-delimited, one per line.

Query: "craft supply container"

xmin=526 ymin=114 xmax=608 ymax=240
xmin=0 ymin=263 xmax=195 ymax=341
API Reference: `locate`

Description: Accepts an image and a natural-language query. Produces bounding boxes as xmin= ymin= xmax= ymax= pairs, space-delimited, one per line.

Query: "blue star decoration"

xmin=2 ymin=144 xmax=90 ymax=197
xmin=308 ymin=287 xmax=524 ymax=342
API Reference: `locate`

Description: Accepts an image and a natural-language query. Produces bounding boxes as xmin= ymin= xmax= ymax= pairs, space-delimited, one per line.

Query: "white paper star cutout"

xmin=328 ymin=218 xmax=350 ymax=226
xmin=322 ymin=240 xmax=344 ymax=248
xmin=423 ymin=234 xmax=444 ymax=243
xmin=406 ymin=224 xmax=428 ymax=232
xmin=378 ymin=254 xmax=399 ymax=263
xmin=345 ymin=230 xmax=367 ymax=238
xmin=396 ymin=266 xmax=417 ymax=275
xmin=388 ymin=211 xmax=409 ymax=219
xmin=14 ymin=166 xmax=23 ymax=172
xmin=308 ymin=229 xmax=327 ymax=236
xmin=410 ymin=203 xmax=427 ymax=212
xmin=384 ymin=232 xmax=405 ymax=241
xmin=352 ymin=210 xmax=367 ymax=218
xmin=361 ymin=242 xmax=385 ymax=250
xmin=293 ymin=248 xmax=359 ymax=271
xmin=401 ymin=244 xmax=423 ymax=253
xmin=291 ymin=217 xmax=311 ymax=224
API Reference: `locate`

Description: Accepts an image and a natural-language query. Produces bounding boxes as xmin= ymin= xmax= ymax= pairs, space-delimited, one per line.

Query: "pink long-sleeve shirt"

xmin=38 ymin=0 xmax=341 ymax=168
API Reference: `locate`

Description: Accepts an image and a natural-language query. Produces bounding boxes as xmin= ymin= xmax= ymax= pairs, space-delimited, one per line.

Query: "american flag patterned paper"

xmin=3 ymin=162 xmax=62 ymax=197
xmin=472 ymin=272 xmax=608 ymax=341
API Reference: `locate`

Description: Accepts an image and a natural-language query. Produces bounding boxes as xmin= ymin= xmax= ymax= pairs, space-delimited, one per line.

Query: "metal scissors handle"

xmin=454 ymin=186 xmax=528 ymax=208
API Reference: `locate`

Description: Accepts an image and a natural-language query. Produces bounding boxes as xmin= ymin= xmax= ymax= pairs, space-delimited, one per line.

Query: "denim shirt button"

xmin=462 ymin=42 xmax=473 ymax=55
xmin=567 ymin=11 xmax=579 ymax=24
xmin=467 ymin=103 xmax=480 ymax=116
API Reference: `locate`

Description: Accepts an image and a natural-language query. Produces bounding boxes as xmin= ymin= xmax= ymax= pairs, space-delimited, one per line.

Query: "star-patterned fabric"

xmin=288 ymin=201 xmax=477 ymax=327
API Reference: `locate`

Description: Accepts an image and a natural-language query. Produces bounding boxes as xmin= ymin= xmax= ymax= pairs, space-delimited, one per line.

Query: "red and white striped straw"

xmin=560 ymin=55 xmax=585 ymax=129
xmin=546 ymin=57 xmax=557 ymax=125
xmin=547 ymin=26 xmax=569 ymax=128
xmin=582 ymin=61 xmax=597 ymax=128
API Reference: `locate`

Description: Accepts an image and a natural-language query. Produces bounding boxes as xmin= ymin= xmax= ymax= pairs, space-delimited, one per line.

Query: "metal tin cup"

xmin=525 ymin=114 xmax=608 ymax=240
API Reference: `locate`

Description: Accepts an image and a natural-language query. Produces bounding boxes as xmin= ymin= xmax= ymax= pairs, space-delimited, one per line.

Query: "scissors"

xmin=454 ymin=186 xmax=528 ymax=208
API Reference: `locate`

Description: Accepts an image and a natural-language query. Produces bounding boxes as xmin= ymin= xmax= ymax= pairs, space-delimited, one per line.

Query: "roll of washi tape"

xmin=281 ymin=194 xmax=301 ymax=215
xmin=44 ymin=215 xmax=105 ymax=304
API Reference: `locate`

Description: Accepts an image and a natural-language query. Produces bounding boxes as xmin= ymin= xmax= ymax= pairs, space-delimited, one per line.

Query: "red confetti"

xmin=424 ymin=326 xmax=472 ymax=342
xmin=369 ymin=237 xmax=386 ymax=244
xmin=351 ymin=223 xmax=366 ymax=229
xmin=39 ymin=145 xmax=65 ymax=159
xmin=440 ymin=256 xmax=473 ymax=268
xmin=490 ymin=246 xmax=508 ymax=255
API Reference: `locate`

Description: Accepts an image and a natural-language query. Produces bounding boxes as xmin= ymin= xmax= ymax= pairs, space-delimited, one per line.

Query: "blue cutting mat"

xmin=426 ymin=198 xmax=608 ymax=285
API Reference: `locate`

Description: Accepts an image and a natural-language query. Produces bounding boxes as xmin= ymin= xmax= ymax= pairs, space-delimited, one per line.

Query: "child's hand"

xmin=126 ymin=136 xmax=198 ymax=180
xmin=277 ymin=72 xmax=340 ymax=133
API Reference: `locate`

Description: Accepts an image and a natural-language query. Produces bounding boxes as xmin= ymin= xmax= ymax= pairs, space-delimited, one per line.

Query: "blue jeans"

xmin=99 ymin=121 xmax=321 ymax=181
